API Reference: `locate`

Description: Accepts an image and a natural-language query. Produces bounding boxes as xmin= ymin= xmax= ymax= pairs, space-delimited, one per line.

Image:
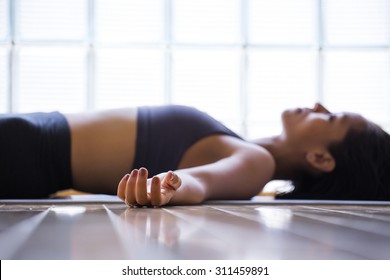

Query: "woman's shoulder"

xmin=196 ymin=134 xmax=274 ymax=165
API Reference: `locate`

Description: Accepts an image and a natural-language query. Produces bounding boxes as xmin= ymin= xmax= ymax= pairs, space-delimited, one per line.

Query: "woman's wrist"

xmin=169 ymin=172 xmax=207 ymax=205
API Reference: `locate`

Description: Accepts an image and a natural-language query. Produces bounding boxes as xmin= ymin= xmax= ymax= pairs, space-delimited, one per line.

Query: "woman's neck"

xmin=251 ymin=136 xmax=303 ymax=180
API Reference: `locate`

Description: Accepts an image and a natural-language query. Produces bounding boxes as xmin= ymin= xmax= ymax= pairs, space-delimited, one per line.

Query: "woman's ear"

xmin=305 ymin=149 xmax=336 ymax=173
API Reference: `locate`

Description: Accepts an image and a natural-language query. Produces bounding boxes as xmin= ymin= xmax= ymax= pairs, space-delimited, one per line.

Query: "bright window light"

xmin=324 ymin=50 xmax=390 ymax=123
xmin=16 ymin=0 xmax=87 ymax=41
xmin=0 ymin=47 xmax=8 ymax=113
xmin=247 ymin=50 xmax=317 ymax=121
xmin=0 ymin=0 xmax=8 ymax=40
xmin=2 ymin=0 xmax=390 ymax=136
xmin=324 ymin=0 xmax=390 ymax=46
xmin=172 ymin=0 xmax=241 ymax=44
xmin=172 ymin=48 xmax=241 ymax=122
xmin=95 ymin=48 xmax=165 ymax=109
xmin=95 ymin=0 xmax=164 ymax=44
xmin=249 ymin=0 xmax=317 ymax=45
xmin=246 ymin=49 xmax=317 ymax=138
xmin=16 ymin=47 xmax=87 ymax=112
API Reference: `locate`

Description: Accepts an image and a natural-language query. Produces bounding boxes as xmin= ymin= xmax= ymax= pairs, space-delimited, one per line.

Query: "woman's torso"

xmin=65 ymin=106 xmax=242 ymax=194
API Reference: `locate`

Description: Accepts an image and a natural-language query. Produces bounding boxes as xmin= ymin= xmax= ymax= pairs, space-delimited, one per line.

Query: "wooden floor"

xmin=1 ymin=196 xmax=390 ymax=259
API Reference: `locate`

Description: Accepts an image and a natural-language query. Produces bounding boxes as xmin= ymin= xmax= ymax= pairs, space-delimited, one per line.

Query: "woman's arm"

xmin=117 ymin=137 xmax=275 ymax=206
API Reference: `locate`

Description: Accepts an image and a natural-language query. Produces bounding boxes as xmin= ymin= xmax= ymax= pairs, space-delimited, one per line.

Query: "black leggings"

xmin=0 ymin=112 xmax=72 ymax=199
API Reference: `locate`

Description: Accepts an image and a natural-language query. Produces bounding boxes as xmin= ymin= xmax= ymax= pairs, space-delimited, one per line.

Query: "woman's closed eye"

xmin=328 ymin=114 xmax=336 ymax=122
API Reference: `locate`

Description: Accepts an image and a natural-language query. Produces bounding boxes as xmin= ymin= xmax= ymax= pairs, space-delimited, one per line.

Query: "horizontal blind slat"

xmin=16 ymin=47 xmax=87 ymax=112
xmin=325 ymin=0 xmax=390 ymax=45
xmin=173 ymin=0 xmax=241 ymax=44
xmin=0 ymin=0 xmax=8 ymax=40
xmin=0 ymin=47 xmax=8 ymax=112
xmin=95 ymin=0 xmax=164 ymax=44
xmin=16 ymin=0 xmax=87 ymax=41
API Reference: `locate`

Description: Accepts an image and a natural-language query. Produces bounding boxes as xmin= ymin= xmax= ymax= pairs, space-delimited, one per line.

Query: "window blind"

xmin=324 ymin=50 xmax=390 ymax=123
xmin=173 ymin=0 xmax=241 ymax=44
xmin=16 ymin=47 xmax=87 ymax=112
xmin=0 ymin=0 xmax=8 ymax=41
xmin=2 ymin=0 xmax=390 ymax=136
xmin=172 ymin=48 xmax=241 ymax=124
xmin=16 ymin=0 xmax=87 ymax=41
xmin=95 ymin=0 xmax=164 ymax=44
xmin=0 ymin=47 xmax=8 ymax=113
xmin=324 ymin=0 xmax=390 ymax=46
xmin=248 ymin=0 xmax=317 ymax=45
xmin=95 ymin=48 xmax=165 ymax=109
xmin=247 ymin=49 xmax=317 ymax=138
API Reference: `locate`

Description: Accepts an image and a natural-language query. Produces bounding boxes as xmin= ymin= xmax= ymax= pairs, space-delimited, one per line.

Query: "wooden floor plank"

xmin=0 ymin=208 xmax=50 ymax=259
xmin=12 ymin=204 xmax=127 ymax=259
xmin=208 ymin=204 xmax=390 ymax=259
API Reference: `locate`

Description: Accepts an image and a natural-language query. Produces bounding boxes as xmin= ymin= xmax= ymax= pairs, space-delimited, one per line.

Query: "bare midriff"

xmin=65 ymin=108 xmax=138 ymax=194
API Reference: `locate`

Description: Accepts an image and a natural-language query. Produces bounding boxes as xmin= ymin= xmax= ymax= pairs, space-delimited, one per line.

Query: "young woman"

xmin=1 ymin=103 xmax=389 ymax=205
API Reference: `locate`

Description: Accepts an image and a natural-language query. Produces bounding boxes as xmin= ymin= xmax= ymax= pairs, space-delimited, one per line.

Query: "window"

xmin=0 ymin=0 xmax=8 ymax=112
xmin=2 ymin=0 xmax=390 ymax=137
xmin=172 ymin=48 xmax=241 ymax=128
xmin=248 ymin=0 xmax=317 ymax=45
xmin=95 ymin=48 xmax=165 ymax=108
xmin=173 ymin=0 xmax=241 ymax=44
xmin=15 ymin=0 xmax=87 ymax=41
xmin=15 ymin=46 xmax=87 ymax=112
xmin=95 ymin=0 xmax=164 ymax=44
xmin=0 ymin=47 xmax=8 ymax=113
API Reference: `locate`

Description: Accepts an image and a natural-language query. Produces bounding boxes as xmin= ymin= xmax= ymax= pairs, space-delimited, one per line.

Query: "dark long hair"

xmin=276 ymin=123 xmax=390 ymax=201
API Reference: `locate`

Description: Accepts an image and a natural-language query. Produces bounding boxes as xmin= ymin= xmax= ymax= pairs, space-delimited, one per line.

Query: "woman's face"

xmin=281 ymin=103 xmax=367 ymax=149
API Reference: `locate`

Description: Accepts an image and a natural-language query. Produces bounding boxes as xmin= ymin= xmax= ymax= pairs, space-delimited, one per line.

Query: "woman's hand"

xmin=117 ymin=167 xmax=182 ymax=207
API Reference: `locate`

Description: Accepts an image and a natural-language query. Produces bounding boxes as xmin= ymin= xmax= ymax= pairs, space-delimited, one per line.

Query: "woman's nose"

xmin=313 ymin=103 xmax=331 ymax=113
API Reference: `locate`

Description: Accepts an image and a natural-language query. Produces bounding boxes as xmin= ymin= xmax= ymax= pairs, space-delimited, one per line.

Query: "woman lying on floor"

xmin=1 ymin=103 xmax=390 ymax=205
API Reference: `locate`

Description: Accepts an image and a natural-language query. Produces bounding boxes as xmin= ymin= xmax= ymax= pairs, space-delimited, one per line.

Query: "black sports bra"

xmin=133 ymin=105 xmax=242 ymax=176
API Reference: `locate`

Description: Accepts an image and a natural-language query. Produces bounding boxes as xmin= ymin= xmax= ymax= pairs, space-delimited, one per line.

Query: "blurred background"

xmin=0 ymin=0 xmax=389 ymax=138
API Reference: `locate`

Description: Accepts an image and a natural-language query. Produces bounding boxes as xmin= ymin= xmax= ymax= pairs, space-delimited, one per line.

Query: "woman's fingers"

xmin=125 ymin=169 xmax=138 ymax=206
xmin=136 ymin=167 xmax=149 ymax=205
xmin=151 ymin=176 xmax=161 ymax=207
xmin=122 ymin=168 xmax=151 ymax=207
xmin=117 ymin=173 xmax=129 ymax=201
xmin=118 ymin=168 xmax=181 ymax=208
xmin=162 ymin=171 xmax=182 ymax=191
xmin=156 ymin=171 xmax=182 ymax=206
